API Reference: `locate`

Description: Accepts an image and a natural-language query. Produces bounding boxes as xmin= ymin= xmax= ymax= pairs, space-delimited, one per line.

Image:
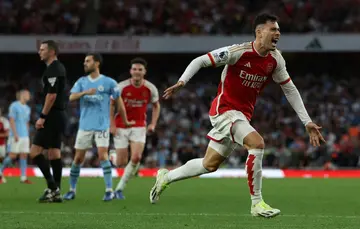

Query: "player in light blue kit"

xmin=63 ymin=53 xmax=132 ymax=201
xmin=0 ymin=89 xmax=32 ymax=184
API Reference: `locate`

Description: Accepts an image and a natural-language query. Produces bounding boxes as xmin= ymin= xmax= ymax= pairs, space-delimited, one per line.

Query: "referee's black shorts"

xmin=33 ymin=109 xmax=67 ymax=149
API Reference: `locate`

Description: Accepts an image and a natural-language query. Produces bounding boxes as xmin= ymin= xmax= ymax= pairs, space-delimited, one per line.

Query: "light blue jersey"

xmin=71 ymin=74 xmax=120 ymax=131
xmin=8 ymin=101 xmax=31 ymax=137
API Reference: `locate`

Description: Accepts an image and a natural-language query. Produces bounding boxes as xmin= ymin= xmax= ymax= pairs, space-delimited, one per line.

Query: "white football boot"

xmin=149 ymin=169 xmax=169 ymax=204
xmin=251 ymin=200 xmax=281 ymax=218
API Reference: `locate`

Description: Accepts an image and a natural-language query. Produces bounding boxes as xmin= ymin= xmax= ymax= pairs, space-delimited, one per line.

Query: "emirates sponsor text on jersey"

xmin=239 ymin=70 xmax=267 ymax=89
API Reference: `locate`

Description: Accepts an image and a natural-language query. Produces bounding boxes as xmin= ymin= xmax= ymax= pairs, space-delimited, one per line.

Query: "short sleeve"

xmin=207 ymin=44 xmax=247 ymax=67
xmin=8 ymin=104 xmax=16 ymax=119
xmin=149 ymin=84 xmax=159 ymax=103
xmin=3 ymin=118 xmax=9 ymax=130
xmin=110 ymin=79 xmax=120 ymax=99
xmin=70 ymin=78 xmax=82 ymax=93
xmin=117 ymin=80 xmax=129 ymax=96
xmin=272 ymin=51 xmax=291 ymax=85
xmin=46 ymin=65 xmax=61 ymax=93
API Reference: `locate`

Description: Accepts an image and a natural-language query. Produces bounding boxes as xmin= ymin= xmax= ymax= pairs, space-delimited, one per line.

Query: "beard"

xmin=85 ymin=67 xmax=95 ymax=74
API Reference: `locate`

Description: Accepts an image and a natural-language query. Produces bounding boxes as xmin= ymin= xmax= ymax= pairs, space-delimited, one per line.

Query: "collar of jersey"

xmin=87 ymin=74 xmax=103 ymax=83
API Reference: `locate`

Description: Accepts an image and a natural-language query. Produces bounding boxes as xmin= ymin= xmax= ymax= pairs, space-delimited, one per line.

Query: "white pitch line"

xmin=0 ymin=211 xmax=359 ymax=219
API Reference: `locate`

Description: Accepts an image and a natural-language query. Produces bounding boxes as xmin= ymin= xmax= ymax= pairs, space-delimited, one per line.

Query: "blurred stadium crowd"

xmin=0 ymin=0 xmax=359 ymax=170
xmin=1 ymin=0 xmax=360 ymax=35
xmin=0 ymin=62 xmax=359 ymax=170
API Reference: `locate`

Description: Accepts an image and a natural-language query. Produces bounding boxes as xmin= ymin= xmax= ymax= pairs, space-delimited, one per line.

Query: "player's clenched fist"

xmin=163 ymin=81 xmax=185 ymax=99
xmin=125 ymin=120 xmax=136 ymax=127
xmin=147 ymin=123 xmax=156 ymax=133
xmin=85 ymin=88 xmax=96 ymax=95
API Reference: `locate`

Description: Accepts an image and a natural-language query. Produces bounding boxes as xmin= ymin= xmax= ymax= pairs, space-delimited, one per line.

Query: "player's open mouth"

xmin=272 ymin=38 xmax=278 ymax=46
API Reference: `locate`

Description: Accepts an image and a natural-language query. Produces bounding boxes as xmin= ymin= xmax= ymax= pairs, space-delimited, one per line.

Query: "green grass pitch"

xmin=0 ymin=177 xmax=359 ymax=229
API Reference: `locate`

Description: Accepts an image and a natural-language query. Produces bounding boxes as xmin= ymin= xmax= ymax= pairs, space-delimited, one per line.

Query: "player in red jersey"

xmin=0 ymin=108 xmax=9 ymax=183
xmin=112 ymin=58 xmax=160 ymax=199
xmin=150 ymin=13 xmax=325 ymax=217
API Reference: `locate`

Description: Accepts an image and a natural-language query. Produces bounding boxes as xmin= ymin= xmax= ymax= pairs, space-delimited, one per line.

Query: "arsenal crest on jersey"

xmin=266 ymin=63 xmax=274 ymax=74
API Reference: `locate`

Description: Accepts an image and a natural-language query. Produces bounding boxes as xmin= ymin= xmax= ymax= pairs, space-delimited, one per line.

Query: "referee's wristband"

xmin=40 ymin=113 xmax=47 ymax=119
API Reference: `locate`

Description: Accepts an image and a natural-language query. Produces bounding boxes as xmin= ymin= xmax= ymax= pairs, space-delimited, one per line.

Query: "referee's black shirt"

xmin=41 ymin=60 xmax=67 ymax=110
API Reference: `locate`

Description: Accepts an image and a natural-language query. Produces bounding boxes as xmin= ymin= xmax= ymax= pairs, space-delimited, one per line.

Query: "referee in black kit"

xmin=30 ymin=40 xmax=67 ymax=203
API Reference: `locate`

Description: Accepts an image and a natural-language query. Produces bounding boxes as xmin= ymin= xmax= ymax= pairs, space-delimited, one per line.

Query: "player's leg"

xmin=0 ymin=152 xmax=17 ymax=183
xmin=115 ymin=148 xmax=129 ymax=168
xmin=231 ymin=121 xmax=280 ymax=217
xmin=63 ymin=149 xmax=86 ymax=200
xmin=19 ymin=153 xmax=31 ymax=183
xmin=0 ymin=145 xmax=5 ymax=183
xmin=48 ymin=149 xmax=62 ymax=189
xmin=150 ymin=138 xmax=235 ymax=203
xmin=63 ymin=130 xmax=92 ymax=200
xmin=115 ymin=141 xmax=144 ymax=195
xmin=0 ymin=137 xmax=19 ymax=182
xmin=113 ymin=128 xmax=130 ymax=199
xmin=113 ymin=147 xmax=128 ymax=199
xmin=30 ymin=142 xmax=58 ymax=202
xmin=48 ymin=110 xmax=66 ymax=190
xmin=19 ymin=137 xmax=31 ymax=183
xmin=95 ymin=129 xmax=114 ymax=201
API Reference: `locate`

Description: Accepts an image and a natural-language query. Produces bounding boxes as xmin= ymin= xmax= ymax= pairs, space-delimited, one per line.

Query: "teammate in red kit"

xmin=150 ymin=13 xmax=325 ymax=218
xmin=113 ymin=58 xmax=160 ymax=199
xmin=0 ymin=108 xmax=9 ymax=183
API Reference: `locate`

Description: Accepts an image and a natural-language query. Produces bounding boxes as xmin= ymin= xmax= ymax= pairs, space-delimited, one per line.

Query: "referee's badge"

xmin=48 ymin=77 xmax=57 ymax=87
xmin=98 ymin=85 xmax=104 ymax=92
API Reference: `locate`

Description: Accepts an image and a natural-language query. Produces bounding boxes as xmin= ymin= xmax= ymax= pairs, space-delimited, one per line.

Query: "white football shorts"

xmin=207 ymin=110 xmax=256 ymax=157
xmin=75 ymin=129 xmax=110 ymax=150
xmin=0 ymin=145 xmax=6 ymax=157
xmin=8 ymin=137 xmax=30 ymax=154
xmin=114 ymin=127 xmax=146 ymax=149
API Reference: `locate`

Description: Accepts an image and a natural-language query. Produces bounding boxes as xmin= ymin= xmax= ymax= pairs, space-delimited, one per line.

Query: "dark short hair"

xmin=41 ymin=40 xmax=59 ymax=55
xmin=86 ymin=53 xmax=103 ymax=68
xmin=253 ymin=13 xmax=278 ymax=37
xmin=130 ymin=57 xmax=147 ymax=68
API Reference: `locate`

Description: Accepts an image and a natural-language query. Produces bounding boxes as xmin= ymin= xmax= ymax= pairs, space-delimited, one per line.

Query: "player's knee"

xmin=48 ymin=150 xmax=61 ymax=160
xmin=202 ymin=163 xmax=218 ymax=172
xmin=98 ymin=152 xmax=108 ymax=161
xmin=249 ymin=139 xmax=265 ymax=149
xmin=19 ymin=153 xmax=27 ymax=159
xmin=202 ymin=159 xmax=219 ymax=172
xmin=116 ymin=157 xmax=128 ymax=167
xmin=244 ymin=133 xmax=265 ymax=150
xmin=131 ymin=154 xmax=141 ymax=164
xmin=74 ymin=154 xmax=85 ymax=165
xmin=9 ymin=153 xmax=17 ymax=160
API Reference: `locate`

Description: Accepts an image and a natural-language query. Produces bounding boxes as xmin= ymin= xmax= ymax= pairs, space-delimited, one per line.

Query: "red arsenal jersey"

xmin=0 ymin=117 xmax=9 ymax=145
xmin=115 ymin=79 xmax=159 ymax=128
xmin=207 ymin=42 xmax=291 ymax=120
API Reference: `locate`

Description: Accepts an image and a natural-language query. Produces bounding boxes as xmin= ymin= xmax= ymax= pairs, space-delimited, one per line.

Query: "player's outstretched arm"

xmin=280 ymin=80 xmax=325 ymax=147
xmin=164 ymin=45 xmax=241 ymax=99
xmin=163 ymin=54 xmax=212 ymax=99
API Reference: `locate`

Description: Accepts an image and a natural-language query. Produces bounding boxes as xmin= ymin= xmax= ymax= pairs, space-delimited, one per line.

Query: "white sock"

xmin=132 ymin=163 xmax=140 ymax=176
xmin=167 ymin=158 xmax=209 ymax=184
xmin=246 ymin=149 xmax=264 ymax=205
xmin=116 ymin=161 xmax=138 ymax=191
xmin=20 ymin=176 xmax=27 ymax=182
